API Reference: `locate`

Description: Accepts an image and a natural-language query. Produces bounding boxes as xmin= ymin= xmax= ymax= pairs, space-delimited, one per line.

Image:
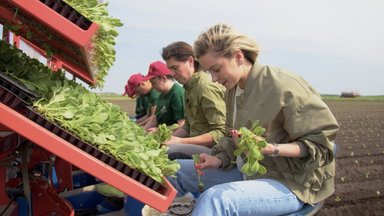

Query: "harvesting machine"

xmin=0 ymin=0 xmax=176 ymax=215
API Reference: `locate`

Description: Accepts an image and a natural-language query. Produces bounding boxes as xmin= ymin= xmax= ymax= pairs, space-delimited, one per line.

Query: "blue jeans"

xmin=167 ymin=159 xmax=304 ymax=216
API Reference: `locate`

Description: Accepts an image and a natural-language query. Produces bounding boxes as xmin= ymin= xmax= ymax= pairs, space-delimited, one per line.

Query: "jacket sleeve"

xmin=284 ymin=93 xmax=339 ymax=171
xmin=211 ymin=88 xmax=237 ymax=169
xmin=211 ymin=136 xmax=237 ymax=169
xmin=200 ymin=86 xmax=226 ymax=144
xmin=182 ymin=119 xmax=191 ymax=136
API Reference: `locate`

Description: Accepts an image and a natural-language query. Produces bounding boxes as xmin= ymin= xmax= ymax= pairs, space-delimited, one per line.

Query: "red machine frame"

xmin=0 ymin=0 xmax=177 ymax=214
xmin=0 ymin=104 xmax=176 ymax=212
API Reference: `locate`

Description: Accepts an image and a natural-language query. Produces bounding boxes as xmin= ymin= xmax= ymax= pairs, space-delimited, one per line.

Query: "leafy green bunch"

xmin=0 ymin=41 xmax=64 ymax=98
xmin=192 ymin=154 xmax=204 ymax=192
xmin=150 ymin=124 xmax=179 ymax=144
xmin=1 ymin=41 xmax=180 ymax=183
xmin=64 ymin=0 xmax=123 ymax=87
xmin=32 ymin=81 xmax=180 ymax=182
xmin=233 ymin=121 xmax=267 ymax=176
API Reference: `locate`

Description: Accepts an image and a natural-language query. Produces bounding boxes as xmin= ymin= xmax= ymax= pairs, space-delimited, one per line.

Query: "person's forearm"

xmin=179 ymin=133 xmax=214 ymax=147
xmin=136 ymin=115 xmax=148 ymax=124
xmin=139 ymin=106 xmax=157 ymax=126
xmin=263 ymin=142 xmax=303 ymax=158
xmin=143 ymin=116 xmax=157 ymax=130
xmin=172 ymin=127 xmax=189 ymax=137
xmin=139 ymin=114 xmax=155 ymax=126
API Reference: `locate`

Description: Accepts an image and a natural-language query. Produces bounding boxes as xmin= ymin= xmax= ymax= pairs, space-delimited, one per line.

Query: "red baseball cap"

xmin=143 ymin=61 xmax=171 ymax=80
xmin=123 ymin=73 xmax=146 ymax=97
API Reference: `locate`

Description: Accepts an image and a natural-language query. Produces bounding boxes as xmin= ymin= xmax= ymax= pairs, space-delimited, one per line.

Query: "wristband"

xmin=270 ymin=143 xmax=279 ymax=157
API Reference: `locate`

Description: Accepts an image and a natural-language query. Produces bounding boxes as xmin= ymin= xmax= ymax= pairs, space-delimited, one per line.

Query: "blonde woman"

xmin=168 ymin=24 xmax=339 ymax=215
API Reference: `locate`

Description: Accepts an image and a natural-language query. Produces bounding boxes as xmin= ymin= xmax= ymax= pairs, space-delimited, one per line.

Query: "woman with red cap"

xmin=143 ymin=61 xmax=185 ymax=130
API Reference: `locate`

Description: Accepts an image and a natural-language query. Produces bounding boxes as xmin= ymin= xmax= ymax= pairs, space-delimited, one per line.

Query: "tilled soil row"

xmin=320 ymin=100 xmax=384 ymax=216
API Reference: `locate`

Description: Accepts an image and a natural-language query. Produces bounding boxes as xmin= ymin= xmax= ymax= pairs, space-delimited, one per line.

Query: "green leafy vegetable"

xmin=0 ymin=41 xmax=179 ymax=183
xmin=63 ymin=0 xmax=123 ymax=87
xmin=192 ymin=154 xmax=204 ymax=192
xmin=233 ymin=121 xmax=267 ymax=176
xmin=151 ymin=123 xmax=179 ymax=144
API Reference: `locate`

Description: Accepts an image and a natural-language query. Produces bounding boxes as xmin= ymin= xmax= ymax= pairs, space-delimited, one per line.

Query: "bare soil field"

xmin=320 ymin=100 xmax=384 ymax=216
xmin=109 ymin=99 xmax=384 ymax=216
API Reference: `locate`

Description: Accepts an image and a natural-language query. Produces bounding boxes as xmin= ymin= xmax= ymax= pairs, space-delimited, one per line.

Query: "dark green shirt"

xmin=135 ymin=89 xmax=160 ymax=118
xmin=183 ymin=71 xmax=226 ymax=144
xmin=156 ymin=83 xmax=185 ymax=125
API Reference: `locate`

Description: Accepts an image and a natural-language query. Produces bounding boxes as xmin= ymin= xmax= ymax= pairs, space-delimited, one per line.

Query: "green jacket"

xmin=182 ymin=71 xmax=226 ymax=145
xmin=212 ymin=63 xmax=339 ymax=204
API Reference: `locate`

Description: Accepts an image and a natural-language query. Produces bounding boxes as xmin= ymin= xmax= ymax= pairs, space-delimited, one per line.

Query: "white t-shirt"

xmin=233 ymin=85 xmax=246 ymax=179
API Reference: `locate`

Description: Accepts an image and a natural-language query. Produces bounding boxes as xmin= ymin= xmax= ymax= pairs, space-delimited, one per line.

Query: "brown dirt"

xmin=109 ymin=99 xmax=384 ymax=216
xmin=320 ymin=100 xmax=384 ymax=216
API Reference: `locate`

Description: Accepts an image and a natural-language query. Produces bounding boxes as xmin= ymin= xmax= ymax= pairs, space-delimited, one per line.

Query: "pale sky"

xmin=95 ymin=0 xmax=384 ymax=95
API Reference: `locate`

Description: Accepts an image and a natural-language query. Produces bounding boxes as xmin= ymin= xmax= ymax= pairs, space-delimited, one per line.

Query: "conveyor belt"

xmin=39 ymin=0 xmax=92 ymax=30
xmin=0 ymin=84 xmax=27 ymax=110
xmin=0 ymin=0 xmax=99 ymax=85
xmin=0 ymin=71 xmax=40 ymax=104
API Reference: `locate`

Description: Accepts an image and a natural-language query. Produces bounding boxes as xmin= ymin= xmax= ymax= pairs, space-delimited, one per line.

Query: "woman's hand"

xmin=146 ymin=127 xmax=158 ymax=133
xmin=261 ymin=143 xmax=276 ymax=155
xmin=231 ymin=129 xmax=273 ymax=155
xmin=231 ymin=129 xmax=264 ymax=144
xmin=197 ymin=153 xmax=223 ymax=169
xmin=231 ymin=129 xmax=241 ymax=145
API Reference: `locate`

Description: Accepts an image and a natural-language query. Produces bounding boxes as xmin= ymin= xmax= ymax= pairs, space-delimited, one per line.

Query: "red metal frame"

xmin=0 ymin=123 xmax=9 ymax=131
xmin=16 ymin=35 xmax=95 ymax=82
xmin=0 ymin=0 xmax=99 ymax=85
xmin=9 ymin=0 xmax=96 ymax=46
xmin=31 ymin=179 xmax=75 ymax=216
xmin=0 ymin=103 xmax=177 ymax=212
xmin=0 ymin=132 xmax=17 ymax=212
xmin=0 ymin=0 xmax=178 ymax=213
xmin=54 ymin=158 xmax=73 ymax=192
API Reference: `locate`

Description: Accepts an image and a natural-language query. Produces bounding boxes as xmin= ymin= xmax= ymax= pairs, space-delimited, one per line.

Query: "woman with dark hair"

xmin=161 ymin=41 xmax=226 ymax=159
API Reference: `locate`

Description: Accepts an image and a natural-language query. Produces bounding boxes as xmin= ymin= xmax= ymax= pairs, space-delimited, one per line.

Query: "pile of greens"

xmin=0 ymin=41 xmax=64 ymax=98
xmin=234 ymin=121 xmax=267 ymax=176
xmin=0 ymin=41 xmax=180 ymax=183
xmin=63 ymin=0 xmax=123 ymax=87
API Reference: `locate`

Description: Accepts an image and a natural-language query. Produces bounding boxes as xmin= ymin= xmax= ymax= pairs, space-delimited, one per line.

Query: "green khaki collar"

xmin=183 ymin=70 xmax=205 ymax=90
